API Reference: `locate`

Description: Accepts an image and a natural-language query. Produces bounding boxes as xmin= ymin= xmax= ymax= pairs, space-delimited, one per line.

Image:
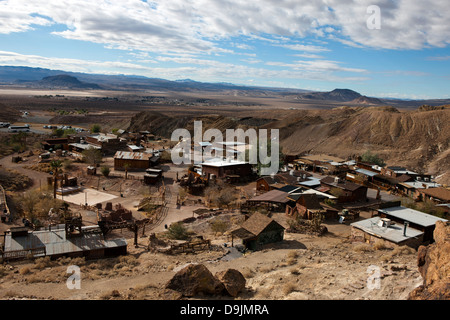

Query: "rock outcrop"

xmin=165 ymin=264 xmax=224 ymax=297
xmin=215 ymin=269 xmax=246 ymax=297
xmin=166 ymin=264 xmax=246 ymax=297
xmin=408 ymin=221 xmax=450 ymax=300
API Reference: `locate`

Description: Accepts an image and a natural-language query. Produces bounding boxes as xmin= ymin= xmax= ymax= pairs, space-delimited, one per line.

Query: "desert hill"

xmin=125 ymin=105 xmax=450 ymax=183
xmin=37 ymin=75 xmax=102 ymax=89
xmin=296 ymin=88 xmax=362 ymax=102
xmin=264 ymin=105 xmax=450 ymax=183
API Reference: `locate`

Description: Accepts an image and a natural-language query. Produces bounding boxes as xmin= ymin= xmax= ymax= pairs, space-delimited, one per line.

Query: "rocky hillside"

xmin=126 ymin=111 xmax=271 ymax=138
xmin=408 ymin=221 xmax=450 ymax=300
xmin=263 ymin=105 xmax=450 ymax=184
xmin=122 ymin=105 xmax=450 ymax=184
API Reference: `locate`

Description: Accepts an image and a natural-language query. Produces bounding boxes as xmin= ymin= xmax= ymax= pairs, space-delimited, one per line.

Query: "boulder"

xmin=409 ymin=221 xmax=450 ymax=300
xmin=165 ymin=264 xmax=224 ymax=297
xmin=215 ymin=269 xmax=246 ymax=297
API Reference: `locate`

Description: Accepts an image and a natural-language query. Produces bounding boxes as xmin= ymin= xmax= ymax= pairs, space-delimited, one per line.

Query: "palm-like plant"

xmin=50 ymin=160 xmax=63 ymax=199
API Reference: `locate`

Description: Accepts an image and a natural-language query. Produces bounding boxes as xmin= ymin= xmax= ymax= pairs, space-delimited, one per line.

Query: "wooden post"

xmin=134 ymin=224 xmax=138 ymax=248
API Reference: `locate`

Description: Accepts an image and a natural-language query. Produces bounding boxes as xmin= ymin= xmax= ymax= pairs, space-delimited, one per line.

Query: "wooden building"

xmin=201 ymin=159 xmax=252 ymax=180
xmin=114 ymin=151 xmax=154 ymax=171
xmin=85 ymin=133 xmax=127 ymax=155
xmin=41 ymin=138 xmax=69 ymax=151
xmin=377 ymin=205 xmax=448 ymax=243
xmin=1 ymin=225 xmax=127 ymax=261
xmin=231 ymin=212 xmax=285 ymax=251
xmin=350 ymin=216 xmax=425 ymax=249
xmin=285 ymin=193 xmax=323 ymax=220
xmin=320 ymin=176 xmax=368 ymax=203
xmin=417 ymin=187 xmax=450 ymax=205
xmin=144 ymin=168 xmax=163 ymax=185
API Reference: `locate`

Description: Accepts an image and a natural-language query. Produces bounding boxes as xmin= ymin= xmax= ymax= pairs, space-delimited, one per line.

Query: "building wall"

xmin=202 ymin=163 xmax=252 ymax=179
xmin=114 ymin=158 xmax=150 ymax=171
xmin=351 ymin=227 xmax=424 ymax=249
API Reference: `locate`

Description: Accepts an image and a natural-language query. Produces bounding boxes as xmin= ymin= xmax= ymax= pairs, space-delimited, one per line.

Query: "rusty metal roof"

xmin=248 ymin=189 xmax=290 ymax=203
xmin=114 ymin=151 xmax=152 ymax=160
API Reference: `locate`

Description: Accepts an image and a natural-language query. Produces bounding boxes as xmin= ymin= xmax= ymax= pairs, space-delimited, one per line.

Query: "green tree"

xmin=101 ymin=166 xmax=110 ymax=177
xmin=91 ymin=124 xmax=101 ymax=133
xmin=361 ymin=150 xmax=385 ymax=167
xmin=82 ymin=147 xmax=102 ymax=165
xmin=50 ymin=160 xmax=63 ymax=199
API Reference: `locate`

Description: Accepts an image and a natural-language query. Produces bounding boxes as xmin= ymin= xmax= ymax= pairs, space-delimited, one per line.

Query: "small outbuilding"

xmin=231 ymin=212 xmax=285 ymax=251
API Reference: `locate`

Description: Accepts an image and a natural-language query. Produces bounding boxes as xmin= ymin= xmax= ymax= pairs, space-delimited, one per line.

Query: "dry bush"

xmin=256 ymin=285 xmax=274 ymax=299
xmin=380 ymin=245 xmax=416 ymax=262
xmin=289 ymin=267 xmax=300 ymax=275
xmin=19 ymin=267 xmax=31 ymax=275
xmin=34 ymin=256 xmax=54 ymax=269
xmin=373 ymin=240 xmax=389 ymax=250
xmin=100 ymin=289 xmax=121 ymax=300
xmin=240 ymin=267 xmax=255 ymax=279
xmin=282 ymin=283 xmax=297 ymax=295
xmin=392 ymin=245 xmax=416 ymax=256
xmin=353 ymin=243 xmax=374 ymax=252
xmin=285 ymin=251 xmax=298 ymax=266
xmin=259 ymin=265 xmax=275 ymax=273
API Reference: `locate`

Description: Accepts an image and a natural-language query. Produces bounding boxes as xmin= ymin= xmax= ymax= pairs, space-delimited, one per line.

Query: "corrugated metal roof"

xmin=356 ymin=168 xmax=378 ymax=177
xmin=114 ymin=151 xmax=152 ymax=160
xmin=378 ymin=206 xmax=448 ymax=227
xmin=351 ymin=217 xmax=423 ymax=243
xmin=4 ymin=225 xmax=127 ymax=256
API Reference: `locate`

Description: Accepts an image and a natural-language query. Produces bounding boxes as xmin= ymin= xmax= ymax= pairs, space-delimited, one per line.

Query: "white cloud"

xmin=0 ymin=50 xmax=369 ymax=85
xmin=426 ymin=55 xmax=450 ymax=61
xmin=0 ymin=0 xmax=448 ymax=53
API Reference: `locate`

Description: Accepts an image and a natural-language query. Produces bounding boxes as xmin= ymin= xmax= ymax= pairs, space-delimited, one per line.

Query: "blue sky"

xmin=0 ymin=0 xmax=449 ymax=99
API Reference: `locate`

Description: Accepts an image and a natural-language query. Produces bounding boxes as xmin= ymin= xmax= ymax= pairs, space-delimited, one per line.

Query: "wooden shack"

xmin=114 ymin=151 xmax=153 ymax=171
xmin=231 ymin=212 xmax=285 ymax=251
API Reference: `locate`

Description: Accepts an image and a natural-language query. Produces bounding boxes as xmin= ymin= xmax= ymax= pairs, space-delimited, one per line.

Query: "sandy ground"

xmin=0 ymin=211 xmax=423 ymax=301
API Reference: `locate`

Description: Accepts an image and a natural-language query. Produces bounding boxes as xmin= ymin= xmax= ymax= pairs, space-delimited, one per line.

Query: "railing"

xmin=0 ymin=247 xmax=46 ymax=261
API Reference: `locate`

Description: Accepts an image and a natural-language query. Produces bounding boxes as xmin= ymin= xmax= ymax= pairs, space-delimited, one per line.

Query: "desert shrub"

xmin=167 ymin=222 xmax=189 ymax=240
xmin=285 ymin=251 xmax=298 ymax=266
xmin=361 ymin=150 xmax=385 ymax=167
xmin=282 ymin=283 xmax=297 ymax=295
xmin=34 ymin=256 xmax=54 ymax=269
xmin=101 ymin=166 xmax=110 ymax=177
xmin=209 ymin=218 xmax=230 ymax=234
xmin=289 ymin=267 xmax=300 ymax=275
xmin=91 ymin=124 xmax=101 ymax=133
xmin=353 ymin=243 xmax=374 ymax=252
xmin=119 ymin=255 xmax=139 ymax=267
xmin=373 ymin=240 xmax=388 ymax=250
xmin=391 ymin=245 xmax=416 ymax=256
xmin=100 ymin=289 xmax=121 ymax=300
xmin=62 ymin=159 xmax=74 ymax=170
xmin=70 ymin=257 xmax=86 ymax=266
xmin=19 ymin=267 xmax=31 ymax=275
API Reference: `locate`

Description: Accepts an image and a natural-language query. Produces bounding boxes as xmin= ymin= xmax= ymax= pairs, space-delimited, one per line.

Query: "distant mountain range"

xmin=0 ymin=65 xmax=310 ymax=93
xmin=0 ymin=65 xmax=449 ymax=107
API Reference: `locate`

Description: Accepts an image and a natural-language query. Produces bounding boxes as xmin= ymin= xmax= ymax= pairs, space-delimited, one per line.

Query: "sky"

xmin=0 ymin=0 xmax=449 ymax=99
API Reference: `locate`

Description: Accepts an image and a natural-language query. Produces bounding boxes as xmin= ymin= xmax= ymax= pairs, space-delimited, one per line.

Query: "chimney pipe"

xmin=403 ymin=222 xmax=409 ymax=236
